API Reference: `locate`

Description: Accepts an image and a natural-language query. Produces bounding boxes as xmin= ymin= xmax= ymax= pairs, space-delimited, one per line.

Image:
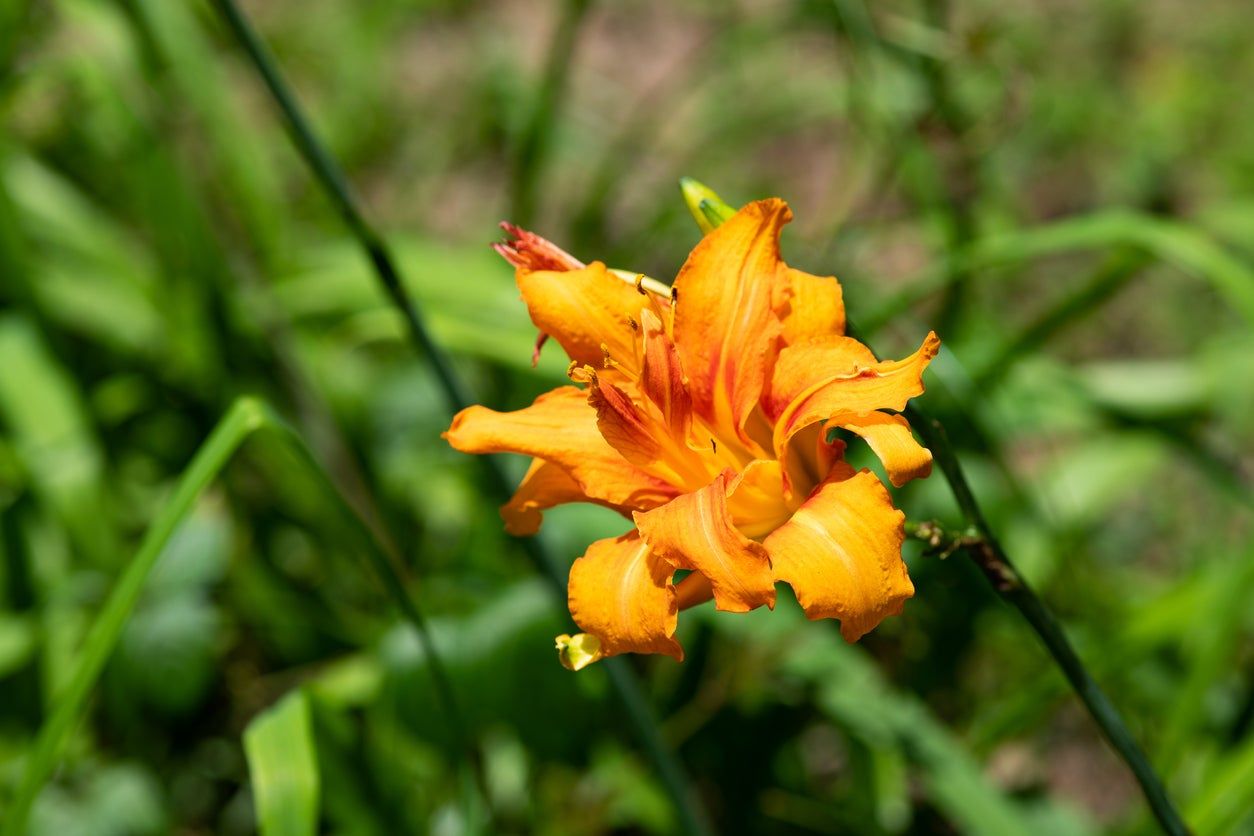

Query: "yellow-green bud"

xmin=555 ymin=633 xmax=602 ymax=671
xmin=679 ymin=177 xmax=735 ymax=233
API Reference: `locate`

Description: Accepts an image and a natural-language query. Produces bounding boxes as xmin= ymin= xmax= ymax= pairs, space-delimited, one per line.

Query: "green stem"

xmin=204 ymin=5 xmax=712 ymax=833
xmin=205 ymin=0 xmax=474 ymax=415
xmin=905 ymin=407 xmax=1190 ymax=836
xmin=1 ymin=398 xmax=481 ymax=836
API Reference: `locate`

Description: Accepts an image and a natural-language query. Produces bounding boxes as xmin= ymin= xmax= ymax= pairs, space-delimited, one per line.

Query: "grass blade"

xmin=1 ymin=399 xmax=264 ymax=836
xmin=1 ymin=398 xmax=474 ymax=836
xmin=1186 ymin=735 xmax=1254 ymax=835
xmin=865 ymin=210 xmax=1254 ymax=334
xmin=244 ymin=689 xmax=320 ymax=836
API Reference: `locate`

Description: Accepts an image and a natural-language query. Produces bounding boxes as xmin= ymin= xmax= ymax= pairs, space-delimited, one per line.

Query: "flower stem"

xmin=905 ymin=407 xmax=1190 ymax=836
xmin=205 ymin=4 xmax=712 ymax=833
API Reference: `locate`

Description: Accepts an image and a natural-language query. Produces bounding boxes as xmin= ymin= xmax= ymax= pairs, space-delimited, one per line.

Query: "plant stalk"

xmin=906 ymin=407 xmax=1190 ymax=836
xmin=204 ymin=4 xmax=712 ymax=833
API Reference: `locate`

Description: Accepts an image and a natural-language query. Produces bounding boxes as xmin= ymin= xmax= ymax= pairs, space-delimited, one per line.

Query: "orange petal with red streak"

xmin=639 ymin=307 xmax=693 ymax=443
xmin=588 ymin=379 xmax=664 ymax=469
xmin=671 ymin=200 xmax=790 ymax=444
xmin=765 ymin=469 xmax=912 ymax=642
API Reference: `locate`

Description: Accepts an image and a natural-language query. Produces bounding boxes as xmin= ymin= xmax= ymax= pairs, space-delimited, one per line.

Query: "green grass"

xmin=1 ymin=0 xmax=1252 ymax=834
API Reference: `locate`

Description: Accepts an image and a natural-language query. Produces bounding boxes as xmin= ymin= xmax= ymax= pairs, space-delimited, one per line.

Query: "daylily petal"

xmin=671 ymin=200 xmax=790 ymax=445
xmin=585 ymin=374 xmax=707 ymax=490
xmin=726 ymin=459 xmax=794 ymax=539
xmin=778 ymin=423 xmax=846 ymax=502
xmin=772 ymin=332 xmax=940 ymax=460
xmin=586 ymin=377 xmax=664 ymax=468
xmin=567 ymin=530 xmax=682 ymax=661
xmin=765 ymin=469 xmax=912 ymax=642
xmin=445 ymin=386 xmax=679 ymax=515
xmin=634 ymin=470 xmax=776 ymax=613
xmin=495 ymin=222 xmax=585 ymax=272
xmin=763 ymin=336 xmax=878 ymax=422
xmin=675 ymin=571 xmax=714 ymax=609
xmin=639 ymin=307 xmax=693 ymax=444
xmin=502 ymin=459 xmax=592 ymax=536
xmin=778 ymin=271 xmax=845 ymax=346
xmin=834 ymin=411 xmax=933 ymax=487
xmin=517 ymin=262 xmax=652 ymax=372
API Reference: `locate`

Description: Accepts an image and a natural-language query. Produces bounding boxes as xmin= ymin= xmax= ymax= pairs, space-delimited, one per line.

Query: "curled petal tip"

xmin=493 ymin=222 xmax=584 ymax=272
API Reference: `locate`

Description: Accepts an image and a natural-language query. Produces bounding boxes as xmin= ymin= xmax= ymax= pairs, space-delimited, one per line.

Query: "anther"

xmin=670 ymin=287 xmax=679 ymax=303
xmin=568 ymin=364 xmax=597 ymax=385
xmin=634 ymin=273 xmax=647 ymax=295
xmin=710 ymin=438 xmax=717 ymax=453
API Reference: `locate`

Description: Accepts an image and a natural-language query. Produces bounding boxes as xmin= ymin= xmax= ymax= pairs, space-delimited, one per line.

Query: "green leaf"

xmin=716 ymin=603 xmax=1094 ymax=836
xmin=866 ymin=210 xmax=1254 ymax=332
xmin=1187 ymin=733 xmax=1254 ymax=836
xmin=244 ymin=689 xmax=321 ymax=836
xmin=0 ymin=612 xmax=37 ymax=678
xmin=0 ymin=314 xmax=115 ymax=566
xmin=0 ymin=398 xmax=464 ymax=836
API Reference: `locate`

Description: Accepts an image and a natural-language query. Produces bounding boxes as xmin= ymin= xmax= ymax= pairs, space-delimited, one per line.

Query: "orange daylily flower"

xmin=446 ymin=200 xmax=939 ymax=669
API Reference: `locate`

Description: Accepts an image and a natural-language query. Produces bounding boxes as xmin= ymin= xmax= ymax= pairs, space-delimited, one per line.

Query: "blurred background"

xmin=1 ymin=0 xmax=1253 ymax=833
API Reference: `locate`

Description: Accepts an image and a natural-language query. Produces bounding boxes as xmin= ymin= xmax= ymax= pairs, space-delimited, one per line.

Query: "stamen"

xmin=568 ymin=362 xmax=598 ymax=385
xmin=608 ymin=268 xmax=671 ymax=297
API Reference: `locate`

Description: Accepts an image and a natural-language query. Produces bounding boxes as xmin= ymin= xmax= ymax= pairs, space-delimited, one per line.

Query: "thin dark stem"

xmin=206 ymin=0 xmax=474 ymax=414
xmin=905 ymin=407 xmax=1190 ymax=836
xmin=205 ymin=3 xmax=711 ymax=833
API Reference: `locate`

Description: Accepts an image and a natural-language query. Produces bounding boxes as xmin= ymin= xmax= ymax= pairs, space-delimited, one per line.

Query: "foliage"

xmin=1 ymin=0 xmax=1252 ymax=833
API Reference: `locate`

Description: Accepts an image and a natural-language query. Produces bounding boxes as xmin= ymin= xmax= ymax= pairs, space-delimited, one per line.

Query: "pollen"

xmin=568 ymin=363 xmax=597 ymax=385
